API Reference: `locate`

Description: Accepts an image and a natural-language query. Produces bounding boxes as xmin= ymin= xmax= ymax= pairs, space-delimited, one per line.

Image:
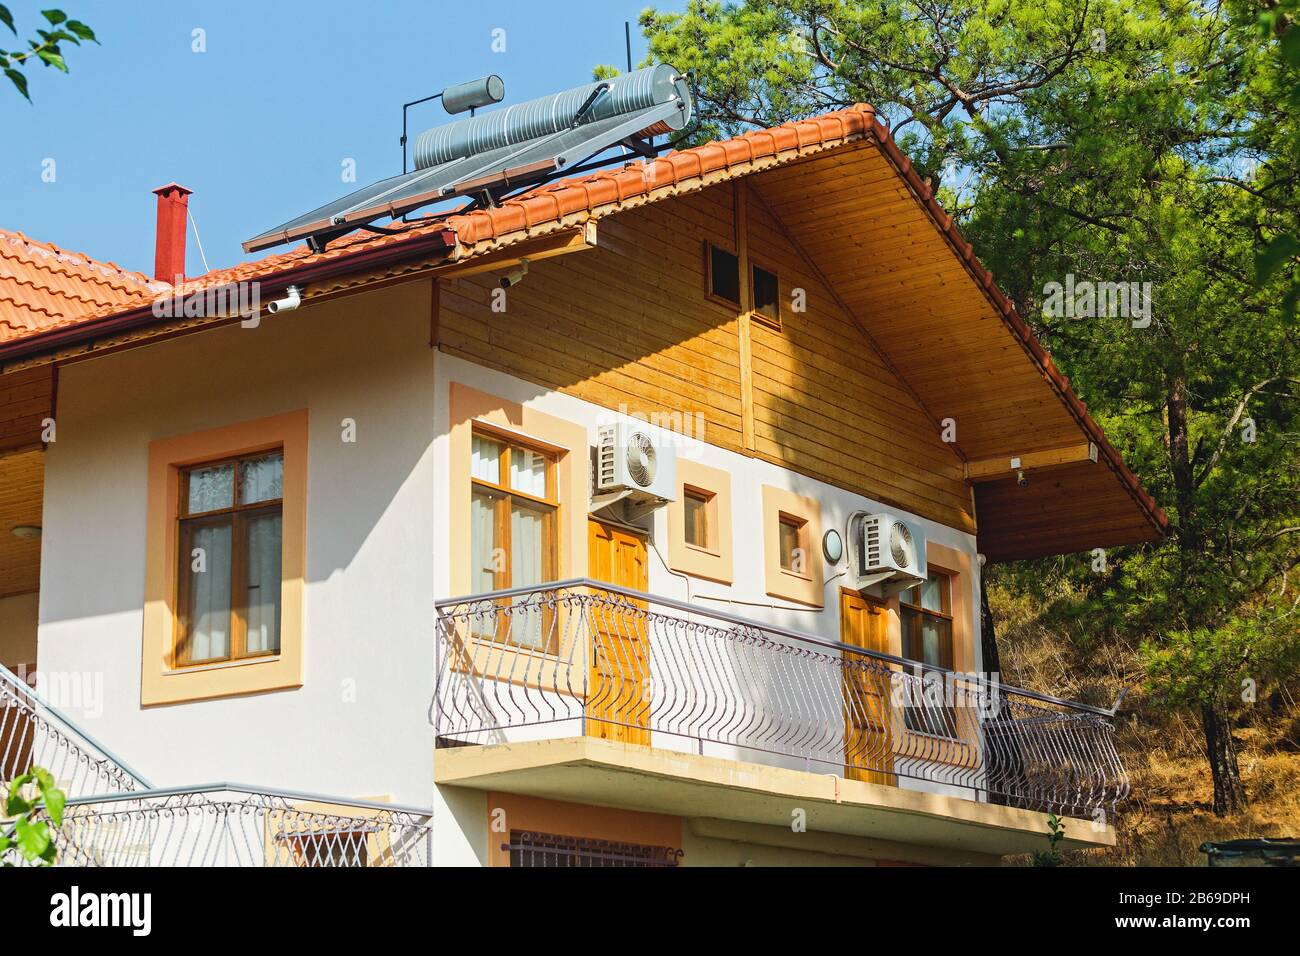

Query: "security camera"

xmin=267 ymin=285 xmax=302 ymax=314
xmin=1016 ymin=470 xmax=1029 ymax=488
xmin=499 ymin=259 xmax=529 ymax=289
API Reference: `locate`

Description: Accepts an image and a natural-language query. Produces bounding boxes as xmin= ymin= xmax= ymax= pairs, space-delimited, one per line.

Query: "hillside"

xmin=992 ymin=574 xmax=1300 ymax=866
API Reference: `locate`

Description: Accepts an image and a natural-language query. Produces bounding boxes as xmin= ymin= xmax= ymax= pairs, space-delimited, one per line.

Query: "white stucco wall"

xmin=37 ymin=283 xmax=437 ymax=805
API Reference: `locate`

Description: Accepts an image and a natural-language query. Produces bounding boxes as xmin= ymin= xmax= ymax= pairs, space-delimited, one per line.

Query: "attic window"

xmin=707 ymin=244 xmax=740 ymax=306
xmin=751 ymin=264 xmax=781 ymax=330
xmin=778 ymin=514 xmax=807 ymax=574
xmin=683 ymin=487 xmax=714 ymax=551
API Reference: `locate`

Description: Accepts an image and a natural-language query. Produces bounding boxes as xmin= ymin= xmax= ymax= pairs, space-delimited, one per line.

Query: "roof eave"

xmin=0 ymin=227 xmax=458 ymax=365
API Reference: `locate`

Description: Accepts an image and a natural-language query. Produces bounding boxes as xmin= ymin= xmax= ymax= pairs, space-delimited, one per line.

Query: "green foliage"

xmin=1031 ymin=813 xmax=1067 ymax=866
xmin=0 ymin=5 xmax=97 ymax=102
xmin=0 ymin=767 xmax=66 ymax=866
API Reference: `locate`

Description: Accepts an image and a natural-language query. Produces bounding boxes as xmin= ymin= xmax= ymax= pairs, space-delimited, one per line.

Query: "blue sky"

xmin=1 ymin=1 xmax=681 ymax=276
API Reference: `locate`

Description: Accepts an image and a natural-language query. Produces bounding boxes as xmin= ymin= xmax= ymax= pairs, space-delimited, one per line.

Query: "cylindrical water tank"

xmin=441 ymin=75 xmax=505 ymax=115
xmin=413 ymin=63 xmax=691 ymax=170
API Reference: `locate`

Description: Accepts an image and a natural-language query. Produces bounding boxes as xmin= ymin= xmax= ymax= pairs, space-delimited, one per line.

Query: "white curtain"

xmin=511 ymin=504 xmax=544 ymax=587
xmin=240 ymin=453 xmax=283 ymax=504
xmin=511 ymin=504 xmax=545 ymax=647
xmin=188 ymin=523 xmax=232 ymax=660
xmin=509 ymin=447 xmax=547 ymax=497
xmin=187 ymin=464 xmax=233 ymax=514
xmin=918 ymin=575 xmax=945 ymax=612
xmin=244 ymin=513 xmax=282 ymax=654
xmin=471 ymin=491 xmax=498 ymax=595
xmin=471 ymin=435 xmax=501 ymax=483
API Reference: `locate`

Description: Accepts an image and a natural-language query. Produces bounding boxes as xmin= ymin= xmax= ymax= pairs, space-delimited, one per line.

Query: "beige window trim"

xmin=667 ymin=459 xmax=734 ymax=584
xmin=760 ymin=485 xmax=823 ymax=607
xmin=448 ymin=383 xmax=588 ymax=597
xmin=141 ymin=410 xmax=308 ymax=706
xmin=446 ymin=384 xmax=591 ymax=694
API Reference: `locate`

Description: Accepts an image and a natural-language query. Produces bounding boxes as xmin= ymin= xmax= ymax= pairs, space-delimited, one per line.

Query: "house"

xmin=0 ymin=68 xmax=1165 ymax=867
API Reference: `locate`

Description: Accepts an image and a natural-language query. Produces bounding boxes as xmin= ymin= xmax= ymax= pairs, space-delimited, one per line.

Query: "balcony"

xmin=36 ymin=786 xmax=432 ymax=867
xmin=434 ymin=581 xmax=1129 ymax=855
xmin=1 ymin=666 xmax=432 ymax=867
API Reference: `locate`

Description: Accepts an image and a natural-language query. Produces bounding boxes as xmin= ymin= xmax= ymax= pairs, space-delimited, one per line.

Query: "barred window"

xmin=504 ymin=830 xmax=683 ymax=868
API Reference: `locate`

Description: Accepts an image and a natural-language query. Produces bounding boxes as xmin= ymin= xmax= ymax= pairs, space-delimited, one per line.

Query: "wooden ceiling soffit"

xmin=0 ymin=365 xmax=54 ymax=456
xmin=752 ymin=138 xmax=1165 ymax=560
xmin=0 ymin=447 xmax=44 ymax=599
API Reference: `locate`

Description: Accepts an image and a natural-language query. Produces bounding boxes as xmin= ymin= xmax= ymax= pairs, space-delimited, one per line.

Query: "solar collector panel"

xmin=242 ymin=64 xmax=692 ymax=254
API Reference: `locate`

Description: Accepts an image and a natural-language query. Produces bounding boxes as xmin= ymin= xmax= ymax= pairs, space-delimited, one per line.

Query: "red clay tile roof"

xmin=0 ymin=229 xmax=167 ymax=343
xmin=36 ymin=106 xmax=882 ymax=328
xmin=0 ymin=104 xmax=1166 ymax=538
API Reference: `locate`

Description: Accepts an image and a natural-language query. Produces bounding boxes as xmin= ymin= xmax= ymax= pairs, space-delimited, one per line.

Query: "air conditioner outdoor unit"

xmin=855 ymin=513 xmax=927 ymax=596
xmin=592 ymin=421 xmax=677 ymax=515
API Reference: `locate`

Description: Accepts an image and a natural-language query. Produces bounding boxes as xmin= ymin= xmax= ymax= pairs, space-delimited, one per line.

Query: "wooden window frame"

xmin=470 ymin=426 xmax=561 ymax=652
xmin=777 ymin=511 xmax=810 ymax=577
xmin=470 ymin=427 xmax=560 ymax=589
xmin=141 ymin=410 xmax=307 ymax=707
xmin=703 ymin=241 xmax=742 ymax=310
xmin=898 ymin=570 xmax=957 ymax=736
xmin=749 ymin=260 xmax=782 ymax=332
xmin=174 ymin=450 xmax=285 ymax=668
xmin=681 ymin=485 xmax=716 ymax=554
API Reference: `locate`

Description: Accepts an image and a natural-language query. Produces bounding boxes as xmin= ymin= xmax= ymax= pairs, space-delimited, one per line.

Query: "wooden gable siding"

xmin=436 ymin=181 xmax=973 ymax=533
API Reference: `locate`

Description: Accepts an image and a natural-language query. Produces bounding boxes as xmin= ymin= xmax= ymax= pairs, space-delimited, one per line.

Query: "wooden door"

xmin=586 ymin=520 xmax=650 ymax=746
xmin=840 ymin=590 xmax=896 ymax=785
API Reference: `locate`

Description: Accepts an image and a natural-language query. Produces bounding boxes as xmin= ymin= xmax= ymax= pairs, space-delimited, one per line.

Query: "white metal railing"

xmin=435 ymin=580 xmax=1130 ymax=817
xmin=3 ymin=665 xmax=432 ymax=867
xmin=0 ymin=663 xmax=147 ymax=798
xmin=15 ymin=784 xmax=432 ymax=867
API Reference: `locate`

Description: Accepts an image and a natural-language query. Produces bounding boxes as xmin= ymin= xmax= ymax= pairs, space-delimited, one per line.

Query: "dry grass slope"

xmin=992 ymin=578 xmax=1300 ymax=866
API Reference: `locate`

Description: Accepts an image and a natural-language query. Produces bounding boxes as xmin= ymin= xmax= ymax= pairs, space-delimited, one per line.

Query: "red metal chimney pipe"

xmin=152 ymin=183 xmax=192 ymax=284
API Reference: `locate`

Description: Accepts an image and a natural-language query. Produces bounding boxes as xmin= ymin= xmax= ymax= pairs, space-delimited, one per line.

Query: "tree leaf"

xmin=66 ymin=20 xmax=96 ymax=43
xmin=1281 ymin=26 xmax=1300 ymax=69
xmin=35 ymin=47 xmax=66 ymax=72
xmin=3 ymin=68 xmax=26 ymax=101
xmin=41 ymin=9 xmax=66 ymax=26
xmin=1255 ymin=235 xmax=1300 ymax=286
xmin=41 ymin=784 xmax=65 ymax=828
xmin=6 ymin=772 xmax=33 ymax=813
xmin=0 ymin=6 xmax=14 ymax=35
xmin=13 ymin=817 xmax=50 ymax=863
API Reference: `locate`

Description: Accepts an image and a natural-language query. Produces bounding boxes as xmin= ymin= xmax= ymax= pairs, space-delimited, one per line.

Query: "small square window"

xmin=683 ymin=487 xmax=712 ymax=551
xmin=778 ymin=514 xmax=806 ymax=574
xmin=751 ymin=265 xmax=780 ymax=329
xmin=708 ymin=245 xmax=740 ymax=305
